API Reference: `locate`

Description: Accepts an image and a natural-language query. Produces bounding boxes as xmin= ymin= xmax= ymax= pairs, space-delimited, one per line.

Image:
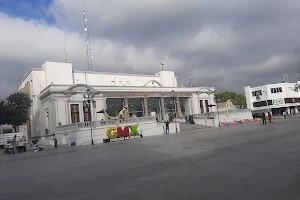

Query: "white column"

xmin=287 ymin=107 xmax=291 ymax=115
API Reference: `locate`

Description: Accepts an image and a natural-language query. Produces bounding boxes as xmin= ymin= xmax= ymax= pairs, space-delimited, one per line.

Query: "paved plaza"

xmin=1 ymin=117 xmax=300 ymax=200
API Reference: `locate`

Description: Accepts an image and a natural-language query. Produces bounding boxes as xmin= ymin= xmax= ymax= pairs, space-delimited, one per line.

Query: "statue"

xmin=98 ymin=104 xmax=129 ymax=120
xmin=225 ymin=99 xmax=234 ymax=115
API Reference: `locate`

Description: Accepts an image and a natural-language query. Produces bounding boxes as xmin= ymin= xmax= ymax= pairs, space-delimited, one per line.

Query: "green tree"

xmin=216 ymin=91 xmax=246 ymax=106
xmin=0 ymin=100 xmax=8 ymax=125
xmin=5 ymin=92 xmax=31 ymax=132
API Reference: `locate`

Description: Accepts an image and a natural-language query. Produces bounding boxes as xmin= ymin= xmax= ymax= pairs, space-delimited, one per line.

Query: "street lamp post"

xmin=45 ymin=108 xmax=50 ymax=134
xmin=171 ymin=90 xmax=178 ymax=133
xmin=83 ymin=88 xmax=96 ymax=145
xmin=213 ymin=96 xmax=221 ymax=126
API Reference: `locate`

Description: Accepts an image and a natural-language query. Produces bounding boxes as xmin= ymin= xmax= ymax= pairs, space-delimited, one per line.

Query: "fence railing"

xmin=0 ymin=132 xmax=28 ymax=146
xmin=55 ymin=123 xmax=77 ymax=133
xmin=193 ymin=109 xmax=251 ymax=119
xmin=56 ymin=116 xmax=157 ymax=133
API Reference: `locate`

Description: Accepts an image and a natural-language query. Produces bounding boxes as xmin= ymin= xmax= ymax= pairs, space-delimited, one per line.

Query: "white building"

xmin=244 ymin=81 xmax=300 ymax=115
xmin=18 ymin=62 xmax=216 ymax=138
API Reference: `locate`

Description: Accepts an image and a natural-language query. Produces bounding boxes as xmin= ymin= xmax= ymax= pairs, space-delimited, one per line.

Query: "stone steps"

xmin=180 ymin=123 xmax=209 ymax=132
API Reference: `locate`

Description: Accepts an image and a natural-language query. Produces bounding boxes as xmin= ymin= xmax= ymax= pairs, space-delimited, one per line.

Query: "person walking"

xmin=283 ymin=111 xmax=287 ymax=119
xmin=165 ymin=120 xmax=169 ymax=134
xmin=11 ymin=135 xmax=17 ymax=154
xmin=268 ymin=112 xmax=274 ymax=124
xmin=262 ymin=112 xmax=266 ymax=125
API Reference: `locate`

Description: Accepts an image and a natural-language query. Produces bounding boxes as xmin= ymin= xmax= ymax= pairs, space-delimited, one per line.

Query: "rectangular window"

xmin=253 ymin=101 xmax=268 ymax=107
xmin=70 ymin=104 xmax=80 ymax=123
xmin=271 ymin=87 xmax=282 ymax=94
xmin=83 ymin=106 xmax=91 ymax=122
xmin=199 ymin=100 xmax=204 ymax=113
xmin=205 ymin=100 xmax=209 ymax=112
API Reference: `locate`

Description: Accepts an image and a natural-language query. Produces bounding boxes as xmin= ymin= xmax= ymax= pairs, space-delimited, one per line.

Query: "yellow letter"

xmin=106 ymin=127 xmax=118 ymax=139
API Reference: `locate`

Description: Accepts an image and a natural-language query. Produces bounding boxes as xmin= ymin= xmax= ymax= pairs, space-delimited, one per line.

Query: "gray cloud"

xmin=1 ymin=0 xmax=300 ymax=98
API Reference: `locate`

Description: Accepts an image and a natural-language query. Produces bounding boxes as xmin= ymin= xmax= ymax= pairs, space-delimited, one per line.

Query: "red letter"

xmin=117 ymin=127 xmax=130 ymax=138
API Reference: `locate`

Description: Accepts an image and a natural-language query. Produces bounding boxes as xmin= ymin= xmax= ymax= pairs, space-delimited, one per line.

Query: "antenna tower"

xmin=283 ymin=73 xmax=289 ymax=83
xmin=188 ymin=74 xmax=193 ymax=87
xmin=83 ymin=0 xmax=93 ymax=71
xmin=64 ymin=36 xmax=68 ymax=63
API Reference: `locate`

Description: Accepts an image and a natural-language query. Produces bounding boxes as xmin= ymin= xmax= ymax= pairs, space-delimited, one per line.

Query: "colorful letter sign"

xmin=104 ymin=125 xmax=142 ymax=143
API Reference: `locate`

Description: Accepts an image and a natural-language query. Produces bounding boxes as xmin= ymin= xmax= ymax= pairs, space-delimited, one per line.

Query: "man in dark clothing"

xmin=165 ymin=121 xmax=169 ymax=134
xmin=262 ymin=112 xmax=266 ymax=124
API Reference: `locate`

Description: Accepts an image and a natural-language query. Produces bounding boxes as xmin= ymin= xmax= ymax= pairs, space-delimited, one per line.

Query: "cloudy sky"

xmin=0 ymin=0 xmax=300 ymax=98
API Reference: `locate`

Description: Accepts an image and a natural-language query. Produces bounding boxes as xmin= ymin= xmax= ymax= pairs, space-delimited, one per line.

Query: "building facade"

xmin=18 ymin=62 xmax=216 ymax=137
xmin=244 ymin=81 xmax=300 ymax=115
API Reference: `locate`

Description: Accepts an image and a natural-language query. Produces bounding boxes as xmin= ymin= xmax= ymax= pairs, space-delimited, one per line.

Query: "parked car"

xmin=252 ymin=113 xmax=263 ymax=119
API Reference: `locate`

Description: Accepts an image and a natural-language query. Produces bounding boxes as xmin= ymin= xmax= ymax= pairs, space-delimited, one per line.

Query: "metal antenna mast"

xmin=83 ymin=0 xmax=93 ymax=71
xmin=188 ymin=73 xmax=193 ymax=87
xmin=283 ymin=73 xmax=289 ymax=83
xmin=64 ymin=36 xmax=68 ymax=63
xmin=160 ymin=63 xmax=164 ymax=71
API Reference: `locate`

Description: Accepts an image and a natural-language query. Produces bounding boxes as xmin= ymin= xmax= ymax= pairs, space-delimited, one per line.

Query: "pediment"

xmin=62 ymin=84 xmax=98 ymax=95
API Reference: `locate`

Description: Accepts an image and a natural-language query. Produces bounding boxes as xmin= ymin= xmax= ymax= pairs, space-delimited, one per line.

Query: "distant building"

xmin=18 ymin=62 xmax=217 ymax=138
xmin=244 ymin=81 xmax=300 ymax=115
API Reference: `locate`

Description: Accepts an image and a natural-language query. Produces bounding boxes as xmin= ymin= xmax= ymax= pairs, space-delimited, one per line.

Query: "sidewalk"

xmin=273 ymin=114 xmax=300 ymax=119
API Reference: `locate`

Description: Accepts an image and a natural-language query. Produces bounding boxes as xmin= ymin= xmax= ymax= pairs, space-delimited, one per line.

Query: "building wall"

xmin=42 ymin=62 xmax=73 ymax=86
xmin=245 ymin=82 xmax=300 ymax=112
xmin=73 ymin=71 xmax=177 ymax=87
xmin=190 ymin=93 xmax=215 ymax=115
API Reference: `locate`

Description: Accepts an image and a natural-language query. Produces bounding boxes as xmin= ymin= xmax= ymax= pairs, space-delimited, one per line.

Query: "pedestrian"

xmin=262 ymin=112 xmax=266 ymax=125
xmin=11 ymin=135 xmax=17 ymax=154
xmin=283 ymin=111 xmax=287 ymax=119
xmin=53 ymin=136 xmax=58 ymax=149
xmin=268 ymin=112 xmax=274 ymax=124
xmin=165 ymin=120 xmax=169 ymax=134
xmin=185 ymin=115 xmax=188 ymax=123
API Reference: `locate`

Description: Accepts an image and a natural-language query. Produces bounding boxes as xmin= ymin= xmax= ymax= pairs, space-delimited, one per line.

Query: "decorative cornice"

xmin=62 ymin=84 xmax=99 ymax=95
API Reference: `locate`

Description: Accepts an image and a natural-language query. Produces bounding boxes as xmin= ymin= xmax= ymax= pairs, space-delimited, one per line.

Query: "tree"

xmin=5 ymin=92 xmax=31 ymax=132
xmin=216 ymin=91 xmax=246 ymax=106
xmin=0 ymin=100 xmax=8 ymax=125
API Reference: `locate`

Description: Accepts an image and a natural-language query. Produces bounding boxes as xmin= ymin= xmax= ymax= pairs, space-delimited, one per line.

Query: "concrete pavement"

xmin=1 ymin=117 xmax=300 ymax=200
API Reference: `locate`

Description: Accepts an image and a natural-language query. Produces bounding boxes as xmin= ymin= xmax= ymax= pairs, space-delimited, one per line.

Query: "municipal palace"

xmin=18 ymin=62 xmax=216 ymax=139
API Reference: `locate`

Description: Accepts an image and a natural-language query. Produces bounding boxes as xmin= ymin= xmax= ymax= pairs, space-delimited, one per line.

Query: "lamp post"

xmin=45 ymin=107 xmax=50 ymax=134
xmin=171 ymin=90 xmax=178 ymax=133
xmin=212 ymin=94 xmax=221 ymax=126
xmin=83 ymin=88 xmax=96 ymax=145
